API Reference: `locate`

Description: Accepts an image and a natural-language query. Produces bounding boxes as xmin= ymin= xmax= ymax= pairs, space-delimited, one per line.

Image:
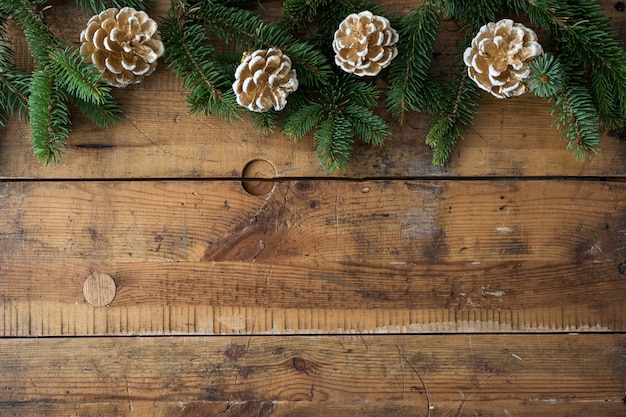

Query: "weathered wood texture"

xmin=0 ymin=1 xmax=625 ymax=179
xmin=1 ymin=179 xmax=624 ymax=335
xmin=1 ymin=335 xmax=624 ymax=416
xmin=1 ymin=1 xmax=625 ymax=416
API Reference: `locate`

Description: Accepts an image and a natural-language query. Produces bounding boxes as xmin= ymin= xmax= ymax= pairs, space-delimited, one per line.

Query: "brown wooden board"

xmin=0 ymin=335 xmax=624 ymax=416
xmin=1 ymin=179 xmax=624 ymax=335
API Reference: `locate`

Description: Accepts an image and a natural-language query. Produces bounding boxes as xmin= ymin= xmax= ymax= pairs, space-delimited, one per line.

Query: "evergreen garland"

xmin=0 ymin=0 xmax=157 ymax=164
xmin=0 ymin=0 xmax=625 ymax=169
xmin=162 ymin=0 xmax=626 ymax=169
xmin=161 ymin=0 xmax=388 ymax=172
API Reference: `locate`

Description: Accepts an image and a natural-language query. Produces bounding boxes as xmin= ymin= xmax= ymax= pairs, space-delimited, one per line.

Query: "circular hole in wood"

xmin=83 ymin=272 xmax=117 ymax=307
xmin=242 ymin=159 xmax=276 ymax=196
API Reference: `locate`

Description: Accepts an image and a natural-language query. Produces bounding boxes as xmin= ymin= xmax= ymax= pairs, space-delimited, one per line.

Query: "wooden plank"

xmin=0 ymin=335 xmax=624 ymax=416
xmin=0 ymin=1 xmax=625 ymax=179
xmin=1 ymin=179 xmax=624 ymax=335
xmin=1 ymin=401 xmax=623 ymax=417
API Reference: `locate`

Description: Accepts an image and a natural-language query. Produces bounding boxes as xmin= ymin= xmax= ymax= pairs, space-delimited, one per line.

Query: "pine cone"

xmin=80 ymin=7 xmax=164 ymax=88
xmin=232 ymin=48 xmax=299 ymax=112
xmin=333 ymin=11 xmax=399 ymax=77
xmin=463 ymin=19 xmax=543 ymax=98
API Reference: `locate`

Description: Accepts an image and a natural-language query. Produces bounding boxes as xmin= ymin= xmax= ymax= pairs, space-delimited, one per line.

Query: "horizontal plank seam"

xmin=1 ymin=330 xmax=625 ymax=340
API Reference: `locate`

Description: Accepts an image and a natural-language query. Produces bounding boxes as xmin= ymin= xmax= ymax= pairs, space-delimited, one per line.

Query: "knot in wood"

xmin=293 ymin=357 xmax=307 ymax=371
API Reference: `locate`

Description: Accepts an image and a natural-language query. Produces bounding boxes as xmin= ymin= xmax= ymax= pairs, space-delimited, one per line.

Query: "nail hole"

xmin=242 ymin=159 xmax=275 ymax=196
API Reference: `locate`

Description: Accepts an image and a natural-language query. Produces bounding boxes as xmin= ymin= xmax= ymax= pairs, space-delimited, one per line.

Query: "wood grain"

xmin=1 ymin=2 xmax=625 ymax=415
xmin=1 ymin=179 xmax=624 ymax=335
xmin=0 ymin=1 xmax=624 ymax=179
xmin=0 ymin=335 xmax=624 ymax=416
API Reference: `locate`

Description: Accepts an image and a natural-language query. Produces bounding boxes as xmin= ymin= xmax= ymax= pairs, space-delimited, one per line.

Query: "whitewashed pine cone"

xmin=463 ymin=19 xmax=543 ymax=98
xmin=80 ymin=7 xmax=164 ymax=88
xmin=333 ymin=11 xmax=399 ymax=76
xmin=232 ymin=48 xmax=299 ymax=112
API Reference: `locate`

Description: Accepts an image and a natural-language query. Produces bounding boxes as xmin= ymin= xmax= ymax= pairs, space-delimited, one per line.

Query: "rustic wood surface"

xmin=1 ymin=0 xmax=625 ymax=416
xmin=1 ymin=335 xmax=625 ymax=416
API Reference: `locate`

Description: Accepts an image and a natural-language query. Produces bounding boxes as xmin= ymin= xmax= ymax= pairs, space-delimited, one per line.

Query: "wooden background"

xmin=1 ymin=0 xmax=625 ymax=416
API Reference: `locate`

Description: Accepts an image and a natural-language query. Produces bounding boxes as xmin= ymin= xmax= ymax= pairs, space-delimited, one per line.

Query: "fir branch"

xmin=72 ymin=94 xmax=122 ymax=128
xmin=0 ymin=21 xmax=30 ymax=124
xmin=517 ymin=0 xmax=626 ymax=128
xmin=314 ymin=115 xmax=353 ymax=172
xmin=507 ymin=0 xmax=564 ymax=31
xmin=194 ymin=1 xmax=333 ymax=87
xmin=28 ymin=68 xmax=70 ymax=164
xmin=0 ymin=69 xmax=31 ymax=124
xmin=3 ymin=0 xmax=57 ymax=65
xmin=282 ymin=101 xmax=326 ymax=141
xmin=75 ymin=0 xmax=154 ymax=15
xmin=48 ymin=47 xmax=111 ymax=105
xmin=432 ymin=0 xmax=502 ymax=27
xmin=3 ymin=0 xmax=123 ymax=162
xmin=249 ymin=110 xmax=278 ymax=135
xmin=343 ymin=103 xmax=388 ymax=146
xmin=341 ymin=75 xmax=379 ymax=109
xmin=282 ymin=75 xmax=387 ymax=170
xmin=162 ymin=5 xmax=240 ymax=120
xmin=426 ymin=68 xmax=480 ymax=166
xmin=280 ymin=0 xmax=331 ymax=34
xmin=526 ymin=52 xmax=564 ymax=98
xmin=425 ymin=117 xmax=459 ymax=168
xmin=387 ymin=4 xmax=440 ymax=122
xmin=550 ymin=79 xmax=600 ymax=160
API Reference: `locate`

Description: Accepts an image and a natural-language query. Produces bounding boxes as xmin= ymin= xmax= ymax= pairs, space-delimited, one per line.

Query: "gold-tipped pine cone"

xmin=333 ymin=10 xmax=399 ymax=77
xmin=232 ymin=48 xmax=299 ymax=112
xmin=463 ymin=19 xmax=543 ymax=98
xmin=80 ymin=7 xmax=164 ymax=88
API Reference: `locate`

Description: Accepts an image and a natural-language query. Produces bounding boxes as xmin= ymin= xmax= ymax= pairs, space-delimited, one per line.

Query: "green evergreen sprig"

xmin=425 ymin=69 xmax=480 ymax=166
xmin=193 ymin=0 xmax=333 ymax=88
xmin=161 ymin=3 xmax=241 ymax=120
xmin=389 ymin=0 xmax=626 ymax=165
xmin=0 ymin=0 xmax=123 ymax=164
xmin=431 ymin=0 xmax=500 ymax=28
xmin=75 ymin=0 xmax=154 ymax=15
xmin=0 ymin=19 xmax=30 ymax=125
xmin=1 ymin=0 xmax=624 ymax=170
xmin=527 ymin=53 xmax=600 ymax=160
xmin=282 ymin=75 xmax=388 ymax=172
xmin=526 ymin=53 xmax=564 ymax=98
xmin=28 ymin=69 xmax=70 ymax=164
xmin=386 ymin=4 xmax=440 ymax=123
xmin=550 ymin=82 xmax=601 ymax=160
xmin=514 ymin=0 xmax=626 ymax=129
xmin=163 ymin=0 xmax=387 ymax=171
